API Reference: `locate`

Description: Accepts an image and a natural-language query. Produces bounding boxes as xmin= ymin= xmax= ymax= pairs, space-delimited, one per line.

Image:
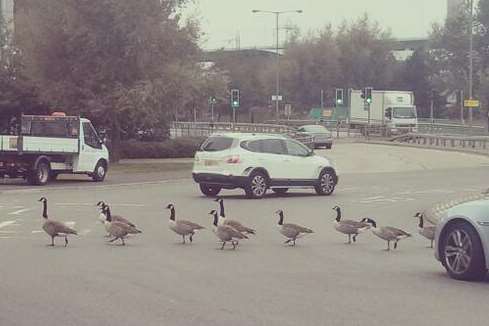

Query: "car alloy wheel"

xmin=251 ymin=175 xmax=267 ymax=197
xmin=444 ymin=229 xmax=473 ymax=276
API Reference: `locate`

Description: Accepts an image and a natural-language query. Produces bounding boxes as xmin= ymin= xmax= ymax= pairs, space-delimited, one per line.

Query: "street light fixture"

xmin=252 ymin=9 xmax=303 ymax=121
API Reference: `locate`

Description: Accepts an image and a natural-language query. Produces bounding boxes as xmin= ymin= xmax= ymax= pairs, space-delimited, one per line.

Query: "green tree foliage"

xmin=16 ymin=0 xmax=227 ymax=159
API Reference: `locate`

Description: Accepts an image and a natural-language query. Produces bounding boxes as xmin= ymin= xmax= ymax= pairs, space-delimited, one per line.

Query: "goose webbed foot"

xmin=394 ymin=241 xmax=398 ymax=249
xmin=220 ymin=241 xmax=226 ymax=250
xmin=64 ymin=236 xmax=68 ymax=247
xmin=352 ymin=235 xmax=357 ymax=243
xmin=189 ymin=233 xmax=194 ymax=243
xmin=182 ymin=236 xmax=186 ymax=244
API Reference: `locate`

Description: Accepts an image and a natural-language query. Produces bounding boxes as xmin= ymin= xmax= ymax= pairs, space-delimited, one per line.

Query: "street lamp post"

xmin=252 ymin=9 xmax=302 ymax=121
xmin=468 ymin=0 xmax=474 ymax=125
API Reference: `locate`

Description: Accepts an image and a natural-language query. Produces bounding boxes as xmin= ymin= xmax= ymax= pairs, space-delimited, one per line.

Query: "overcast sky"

xmin=183 ymin=0 xmax=448 ymax=49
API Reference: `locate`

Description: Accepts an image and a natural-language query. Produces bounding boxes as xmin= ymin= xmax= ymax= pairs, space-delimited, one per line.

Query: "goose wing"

xmin=112 ymin=215 xmax=136 ymax=227
xmin=341 ymin=219 xmax=370 ymax=228
xmin=284 ymin=223 xmax=313 ymax=234
xmin=383 ymin=226 xmax=411 ymax=237
xmin=44 ymin=220 xmax=77 ymax=235
xmin=224 ymin=220 xmax=255 ymax=234
xmin=419 ymin=225 xmax=436 ymax=240
xmin=222 ymin=225 xmax=248 ymax=239
xmin=178 ymin=220 xmax=205 ymax=231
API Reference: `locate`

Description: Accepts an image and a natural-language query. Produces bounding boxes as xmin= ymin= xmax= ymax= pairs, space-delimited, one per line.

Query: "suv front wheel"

xmin=315 ymin=168 xmax=336 ymax=196
xmin=245 ymin=171 xmax=268 ymax=199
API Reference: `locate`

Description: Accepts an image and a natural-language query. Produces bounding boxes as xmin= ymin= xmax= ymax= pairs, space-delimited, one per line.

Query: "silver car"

xmin=297 ymin=125 xmax=333 ymax=149
xmin=432 ymin=192 xmax=489 ymax=281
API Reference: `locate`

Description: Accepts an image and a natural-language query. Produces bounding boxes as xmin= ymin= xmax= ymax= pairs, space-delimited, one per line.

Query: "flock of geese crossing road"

xmin=35 ymin=196 xmax=436 ymax=251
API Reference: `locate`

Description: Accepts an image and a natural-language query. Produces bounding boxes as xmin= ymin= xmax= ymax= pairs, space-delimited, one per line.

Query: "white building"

xmin=447 ymin=0 xmax=465 ymax=21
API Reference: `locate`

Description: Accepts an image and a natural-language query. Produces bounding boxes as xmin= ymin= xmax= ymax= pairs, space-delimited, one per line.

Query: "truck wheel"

xmin=199 ymin=184 xmax=221 ymax=197
xmin=29 ymin=161 xmax=50 ymax=186
xmin=92 ymin=161 xmax=107 ymax=182
xmin=315 ymin=168 xmax=337 ymax=196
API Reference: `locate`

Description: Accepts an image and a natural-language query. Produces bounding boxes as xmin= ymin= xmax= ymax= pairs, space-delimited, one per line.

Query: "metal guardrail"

xmin=391 ymin=133 xmax=489 ymax=153
xmin=417 ymin=122 xmax=488 ymax=136
xmin=170 ymin=122 xmax=315 ymax=147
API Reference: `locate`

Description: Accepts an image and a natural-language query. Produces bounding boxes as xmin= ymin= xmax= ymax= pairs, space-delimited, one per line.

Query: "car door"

xmin=284 ymin=139 xmax=317 ymax=180
xmin=75 ymin=121 xmax=103 ymax=172
xmin=255 ymin=139 xmax=289 ymax=181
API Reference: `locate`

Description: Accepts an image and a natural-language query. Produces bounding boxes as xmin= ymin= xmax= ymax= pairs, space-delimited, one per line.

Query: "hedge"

xmin=120 ymin=137 xmax=205 ymax=159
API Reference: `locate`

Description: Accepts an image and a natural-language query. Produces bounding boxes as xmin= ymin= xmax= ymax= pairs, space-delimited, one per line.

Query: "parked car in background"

xmin=434 ymin=193 xmax=489 ymax=281
xmin=192 ymin=133 xmax=338 ymax=199
xmin=297 ymin=125 xmax=334 ymax=149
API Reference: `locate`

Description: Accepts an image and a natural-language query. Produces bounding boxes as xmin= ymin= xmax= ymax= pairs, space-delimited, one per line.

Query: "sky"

xmin=183 ymin=0 xmax=449 ymax=49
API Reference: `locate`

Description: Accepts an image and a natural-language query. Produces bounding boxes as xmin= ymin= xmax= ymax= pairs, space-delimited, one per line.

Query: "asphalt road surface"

xmin=1 ymin=143 xmax=489 ymax=326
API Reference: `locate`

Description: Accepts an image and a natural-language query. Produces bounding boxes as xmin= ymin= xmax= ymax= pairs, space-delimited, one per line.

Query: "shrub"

xmin=120 ymin=137 xmax=205 ymax=159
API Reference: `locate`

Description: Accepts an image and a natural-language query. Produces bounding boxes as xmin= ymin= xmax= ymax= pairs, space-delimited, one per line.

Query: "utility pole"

xmin=468 ymin=0 xmax=474 ymax=125
xmin=320 ymin=89 xmax=324 ymax=109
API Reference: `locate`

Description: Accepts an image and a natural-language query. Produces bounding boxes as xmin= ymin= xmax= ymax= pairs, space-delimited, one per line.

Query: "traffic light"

xmin=335 ymin=88 xmax=344 ymax=106
xmin=231 ymin=89 xmax=240 ymax=108
xmin=361 ymin=88 xmax=366 ymax=99
xmin=365 ymin=87 xmax=373 ymax=104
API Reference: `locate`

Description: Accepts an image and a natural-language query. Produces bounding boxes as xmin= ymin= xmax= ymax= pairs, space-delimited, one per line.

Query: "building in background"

xmin=447 ymin=0 xmax=465 ymax=21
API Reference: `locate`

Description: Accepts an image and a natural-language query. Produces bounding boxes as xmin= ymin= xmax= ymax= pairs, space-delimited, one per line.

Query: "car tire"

xmin=29 ymin=161 xmax=50 ymax=186
xmin=272 ymin=188 xmax=289 ymax=195
xmin=440 ymin=222 xmax=487 ymax=281
xmin=245 ymin=171 xmax=268 ymax=199
xmin=314 ymin=168 xmax=336 ymax=196
xmin=199 ymin=184 xmax=222 ymax=197
xmin=92 ymin=160 xmax=107 ymax=182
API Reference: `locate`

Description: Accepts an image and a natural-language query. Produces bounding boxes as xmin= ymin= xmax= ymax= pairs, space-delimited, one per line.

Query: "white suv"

xmin=192 ymin=133 xmax=338 ymax=199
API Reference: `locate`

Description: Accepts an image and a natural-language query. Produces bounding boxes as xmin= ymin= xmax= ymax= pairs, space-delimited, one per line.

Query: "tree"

xmin=15 ymin=0 xmax=209 ymax=160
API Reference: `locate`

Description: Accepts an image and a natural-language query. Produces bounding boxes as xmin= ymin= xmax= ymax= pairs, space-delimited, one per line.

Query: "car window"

xmin=240 ymin=140 xmax=261 ymax=153
xmin=201 ymin=136 xmax=234 ymax=152
xmin=286 ymin=140 xmax=310 ymax=156
xmin=82 ymin=122 xmax=102 ymax=149
xmin=261 ymin=139 xmax=286 ymax=155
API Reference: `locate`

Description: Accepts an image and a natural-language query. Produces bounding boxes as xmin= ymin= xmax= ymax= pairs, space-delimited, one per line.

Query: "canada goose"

xmin=414 ymin=212 xmax=435 ymax=248
xmin=166 ymin=204 xmax=205 ymax=244
xmin=210 ymin=210 xmax=248 ymax=250
xmin=104 ymin=204 xmax=142 ymax=245
xmin=38 ymin=197 xmax=77 ymax=247
xmin=361 ymin=218 xmax=411 ymax=251
xmin=276 ymin=210 xmax=313 ymax=246
xmin=214 ymin=198 xmax=256 ymax=235
xmin=332 ymin=206 xmax=371 ymax=244
xmin=96 ymin=201 xmax=137 ymax=227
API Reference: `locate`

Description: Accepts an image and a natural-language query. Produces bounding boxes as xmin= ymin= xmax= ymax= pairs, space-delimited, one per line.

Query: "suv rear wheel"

xmin=245 ymin=171 xmax=268 ymax=199
xmin=199 ymin=184 xmax=221 ymax=197
xmin=315 ymin=168 xmax=336 ymax=196
xmin=441 ymin=222 xmax=487 ymax=281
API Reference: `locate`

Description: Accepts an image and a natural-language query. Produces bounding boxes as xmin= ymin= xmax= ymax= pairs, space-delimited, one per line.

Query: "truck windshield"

xmin=393 ymin=107 xmax=416 ymax=119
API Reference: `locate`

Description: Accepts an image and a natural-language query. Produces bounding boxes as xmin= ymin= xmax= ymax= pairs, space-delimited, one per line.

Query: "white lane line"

xmin=64 ymin=221 xmax=76 ymax=228
xmin=0 ymin=220 xmax=18 ymax=229
xmin=32 ymin=230 xmax=43 ymax=234
xmin=8 ymin=208 xmax=33 ymax=215
xmin=0 ymin=231 xmax=16 ymax=234
xmin=55 ymin=203 xmax=145 ymax=207
xmin=79 ymin=229 xmax=91 ymax=236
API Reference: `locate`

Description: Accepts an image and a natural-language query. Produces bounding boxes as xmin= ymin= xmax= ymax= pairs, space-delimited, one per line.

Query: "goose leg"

xmin=394 ymin=241 xmax=398 ymax=249
xmin=430 ymin=240 xmax=433 ymax=248
xmin=121 ymin=237 xmax=125 ymax=246
xmin=385 ymin=241 xmax=390 ymax=251
xmin=221 ymin=241 xmax=226 ymax=250
xmin=64 ymin=236 xmax=68 ymax=247
xmin=232 ymin=241 xmax=237 ymax=250
xmin=292 ymin=238 xmax=296 ymax=246
xmin=189 ymin=232 xmax=194 ymax=243
xmin=109 ymin=237 xmax=118 ymax=243
xmin=50 ymin=236 xmax=55 ymax=246
xmin=347 ymin=234 xmax=352 ymax=244
xmin=182 ymin=235 xmax=186 ymax=244
xmin=353 ymin=234 xmax=357 ymax=243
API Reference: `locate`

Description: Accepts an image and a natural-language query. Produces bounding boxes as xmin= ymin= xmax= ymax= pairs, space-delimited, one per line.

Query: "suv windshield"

xmin=200 ymin=136 xmax=234 ymax=152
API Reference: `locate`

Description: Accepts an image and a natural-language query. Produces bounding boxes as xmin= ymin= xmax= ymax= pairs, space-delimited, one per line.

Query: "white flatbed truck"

xmin=0 ymin=114 xmax=109 ymax=185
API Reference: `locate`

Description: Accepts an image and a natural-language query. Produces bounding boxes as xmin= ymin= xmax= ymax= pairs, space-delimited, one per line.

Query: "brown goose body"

xmin=38 ymin=197 xmax=77 ymax=247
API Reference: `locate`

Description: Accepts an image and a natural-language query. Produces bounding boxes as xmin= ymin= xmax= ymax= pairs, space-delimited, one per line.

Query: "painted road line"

xmin=64 ymin=221 xmax=76 ymax=228
xmin=56 ymin=203 xmax=145 ymax=207
xmin=0 ymin=220 xmax=18 ymax=229
xmin=8 ymin=208 xmax=33 ymax=215
xmin=31 ymin=230 xmax=43 ymax=234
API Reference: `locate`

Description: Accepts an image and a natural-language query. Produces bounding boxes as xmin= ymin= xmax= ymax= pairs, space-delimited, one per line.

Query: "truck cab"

xmin=0 ymin=114 xmax=109 ymax=185
xmin=384 ymin=105 xmax=418 ymax=135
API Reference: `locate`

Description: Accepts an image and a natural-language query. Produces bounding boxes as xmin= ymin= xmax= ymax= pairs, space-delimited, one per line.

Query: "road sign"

xmin=464 ymin=99 xmax=480 ymax=108
xmin=271 ymin=95 xmax=283 ymax=101
xmin=284 ymin=104 xmax=292 ymax=117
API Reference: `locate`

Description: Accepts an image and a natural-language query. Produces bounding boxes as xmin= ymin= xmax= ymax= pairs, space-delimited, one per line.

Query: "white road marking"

xmin=0 ymin=220 xmax=18 ymax=229
xmin=56 ymin=203 xmax=145 ymax=207
xmin=8 ymin=208 xmax=33 ymax=215
xmin=79 ymin=229 xmax=91 ymax=236
xmin=64 ymin=221 xmax=76 ymax=228
xmin=32 ymin=230 xmax=43 ymax=234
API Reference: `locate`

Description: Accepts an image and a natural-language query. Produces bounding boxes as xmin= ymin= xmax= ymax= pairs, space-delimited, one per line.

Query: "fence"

xmin=391 ymin=133 xmax=489 ymax=153
xmin=170 ymin=121 xmax=315 ymax=147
